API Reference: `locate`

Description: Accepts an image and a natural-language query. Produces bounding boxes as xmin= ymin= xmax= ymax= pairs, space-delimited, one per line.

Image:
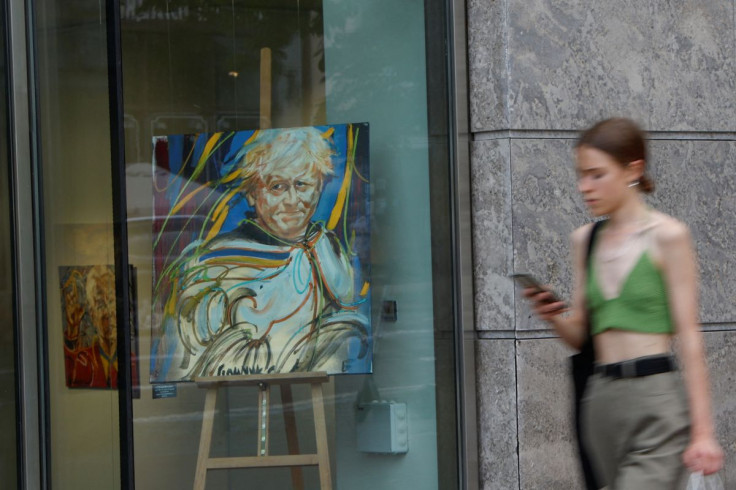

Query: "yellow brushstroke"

xmin=212 ymin=187 xmax=239 ymax=222
xmin=359 ymin=281 xmax=370 ymax=296
xmin=322 ymin=127 xmax=334 ymax=139
xmin=164 ymin=290 xmax=177 ymax=316
xmin=220 ymin=131 xmax=260 ymax=183
xmin=327 ymin=125 xmax=354 ymax=230
xmin=208 ymin=257 xmax=289 ymax=268
xmin=244 ymin=130 xmax=259 ymax=146
xmin=171 ymin=185 xmax=207 ymax=214
xmin=327 ymin=163 xmax=352 ymax=229
xmin=192 ymin=133 xmax=222 ymax=180
xmin=221 ymin=169 xmax=241 ymax=184
xmin=205 ymin=204 xmax=229 ymax=241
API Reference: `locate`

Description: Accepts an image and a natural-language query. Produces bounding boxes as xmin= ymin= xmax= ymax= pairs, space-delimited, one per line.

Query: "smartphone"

xmin=509 ymin=273 xmax=565 ymax=306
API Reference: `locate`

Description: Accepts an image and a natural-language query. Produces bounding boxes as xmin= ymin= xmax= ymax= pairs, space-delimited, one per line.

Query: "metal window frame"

xmin=104 ymin=0 xmax=136 ymax=488
xmin=7 ymin=0 xmax=138 ymax=487
xmin=445 ymin=0 xmax=478 ymax=488
xmin=6 ymin=0 xmax=43 ymax=486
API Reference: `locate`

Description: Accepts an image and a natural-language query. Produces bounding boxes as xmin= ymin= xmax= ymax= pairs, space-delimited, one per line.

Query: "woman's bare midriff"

xmin=594 ymin=329 xmax=672 ymax=364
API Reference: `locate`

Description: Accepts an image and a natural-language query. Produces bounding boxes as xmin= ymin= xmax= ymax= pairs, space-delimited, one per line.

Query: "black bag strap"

xmin=586 ymin=220 xmax=606 ymax=265
xmin=575 ymin=219 xmax=607 ymax=490
xmin=584 ymin=219 xmax=606 ymax=333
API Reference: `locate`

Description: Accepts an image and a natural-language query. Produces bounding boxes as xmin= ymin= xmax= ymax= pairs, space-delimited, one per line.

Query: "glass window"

xmin=123 ymin=1 xmax=457 ymax=488
xmin=33 ymin=0 xmax=121 ymax=487
xmin=0 ymin=0 xmax=19 ymax=484
xmin=30 ymin=0 xmax=457 ymax=487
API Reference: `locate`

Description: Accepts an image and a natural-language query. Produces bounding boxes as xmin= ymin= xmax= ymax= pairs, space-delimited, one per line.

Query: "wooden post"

xmin=312 ymin=382 xmax=332 ymax=490
xmin=281 ymin=384 xmax=305 ymax=490
xmin=260 ymin=47 xmax=272 ymax=129
xmin=193 ymin=387 xmax=218 ymax=490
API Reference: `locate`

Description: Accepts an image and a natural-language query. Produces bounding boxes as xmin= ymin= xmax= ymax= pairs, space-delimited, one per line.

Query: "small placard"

xmin=152 ymin=384 xmax=177 ymax=399
xmin=381 ymin=300 xmax=397 ymax=322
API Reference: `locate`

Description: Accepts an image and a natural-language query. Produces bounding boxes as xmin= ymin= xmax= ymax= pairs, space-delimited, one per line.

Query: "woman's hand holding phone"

xmin=510 ymin=274 xmax=568 ymax=320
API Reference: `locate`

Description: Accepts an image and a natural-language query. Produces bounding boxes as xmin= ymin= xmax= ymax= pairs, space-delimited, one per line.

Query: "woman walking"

xmin=525 ymin=118 xmax=723 ymax=488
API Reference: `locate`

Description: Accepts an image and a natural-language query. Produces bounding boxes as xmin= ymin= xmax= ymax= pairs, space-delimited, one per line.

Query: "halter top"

xmin=586 ymin=248 xmax=674 ymax=336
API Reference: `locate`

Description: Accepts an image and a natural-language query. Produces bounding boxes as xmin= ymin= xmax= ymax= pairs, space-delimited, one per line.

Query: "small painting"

xmin=150 ymin=123 xmax=371 ymax=381
xmin=59 ymin=264 xmax=141 ymax=393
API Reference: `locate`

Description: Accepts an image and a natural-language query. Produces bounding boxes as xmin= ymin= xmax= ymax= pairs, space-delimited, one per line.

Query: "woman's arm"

xmin=658 ymin=220 xmax=723 ymax=475
xmin=525 ymin=225 xmax=590 ymax=350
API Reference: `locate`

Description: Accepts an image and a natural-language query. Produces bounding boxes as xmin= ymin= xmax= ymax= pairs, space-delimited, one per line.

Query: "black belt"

xmin=594 ymin=355 xmax=675 ymax=379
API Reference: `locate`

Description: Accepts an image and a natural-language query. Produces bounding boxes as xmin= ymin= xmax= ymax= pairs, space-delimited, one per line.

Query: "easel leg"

xmin=311 ymin=383 xmax=332 ymax=490
xmin=281 ymin=384 xmax=304 ymax=490
xmin=193 ymin=387 xmax=218 ymax=490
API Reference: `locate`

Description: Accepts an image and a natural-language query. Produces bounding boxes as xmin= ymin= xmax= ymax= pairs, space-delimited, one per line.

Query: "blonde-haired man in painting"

xmin=152 ymin=127 xmax=369 ymax=380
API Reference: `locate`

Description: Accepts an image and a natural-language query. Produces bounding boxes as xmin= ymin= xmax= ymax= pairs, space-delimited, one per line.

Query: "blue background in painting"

xmin=163 ymin=125 xmax=349 ymax=235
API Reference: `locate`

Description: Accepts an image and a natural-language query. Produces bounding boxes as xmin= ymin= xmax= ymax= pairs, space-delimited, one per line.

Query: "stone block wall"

xmin=467 ymin=1 xmax=736 ymax=488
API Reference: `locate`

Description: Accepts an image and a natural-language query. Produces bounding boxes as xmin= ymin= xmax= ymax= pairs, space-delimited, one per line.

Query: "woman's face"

xmin=576 ymin=145 xmax=635 ymax=217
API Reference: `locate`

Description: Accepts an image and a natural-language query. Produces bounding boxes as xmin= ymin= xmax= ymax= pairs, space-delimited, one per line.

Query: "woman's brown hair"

xmin=576 ymin=118 xmax=654 ymax=194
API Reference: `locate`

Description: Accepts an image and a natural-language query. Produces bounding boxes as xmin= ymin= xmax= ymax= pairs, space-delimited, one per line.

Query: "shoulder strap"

xmin=584 ymin=220 xmax=606 ymax=336
xmin=586 ymin=220 xmax=606 ymax=265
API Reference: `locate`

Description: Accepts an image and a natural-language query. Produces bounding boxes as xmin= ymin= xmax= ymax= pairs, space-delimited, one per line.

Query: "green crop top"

xmin=586 ymin=251 xmax=674 ymax=335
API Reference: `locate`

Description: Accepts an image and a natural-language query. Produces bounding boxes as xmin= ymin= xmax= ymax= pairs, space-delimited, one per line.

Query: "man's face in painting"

xmin=248 ymin=160 xmax=323 ymax=241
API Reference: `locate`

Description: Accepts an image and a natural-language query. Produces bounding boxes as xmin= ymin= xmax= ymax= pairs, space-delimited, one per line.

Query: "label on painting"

xmin=152 ymin=384 xmax=177 ymax=399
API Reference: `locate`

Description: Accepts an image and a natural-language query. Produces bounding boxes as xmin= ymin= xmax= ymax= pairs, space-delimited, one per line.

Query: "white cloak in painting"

xmin=152 ymin=221 xmax=369 ymax=380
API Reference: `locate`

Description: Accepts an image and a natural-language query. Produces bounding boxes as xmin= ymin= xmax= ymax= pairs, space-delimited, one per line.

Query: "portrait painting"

xmin=150 ymin=123 xmax=371 ymax=382
xmin=59 ymin=264 xmax=141 ymax=392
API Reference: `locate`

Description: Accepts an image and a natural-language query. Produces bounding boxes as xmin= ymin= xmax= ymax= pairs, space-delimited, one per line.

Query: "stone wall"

xmin=467 ymin=1 xmax=736 ymax=488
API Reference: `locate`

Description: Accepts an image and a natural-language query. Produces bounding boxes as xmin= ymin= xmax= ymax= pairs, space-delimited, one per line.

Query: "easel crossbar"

xmin=194 ymin=372 xmax=329 ymax=388
xmin=207 ymin=454 xmax=320 ymax=470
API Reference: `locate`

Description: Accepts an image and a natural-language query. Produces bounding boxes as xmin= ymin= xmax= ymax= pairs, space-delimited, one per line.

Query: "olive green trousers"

xmin=582 ymin=371 xmax=690 ymax=489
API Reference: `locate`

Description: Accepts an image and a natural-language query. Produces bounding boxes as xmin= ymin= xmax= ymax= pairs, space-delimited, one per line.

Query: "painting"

xmin=59 ymin=264 xmax=141 ymax=393
xmin=150 ymin=123 xmax=371 ymax=382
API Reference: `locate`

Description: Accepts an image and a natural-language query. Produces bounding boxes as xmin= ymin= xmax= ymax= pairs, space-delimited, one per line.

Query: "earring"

xmin=628 ymin=180 xmax=640 ymax=188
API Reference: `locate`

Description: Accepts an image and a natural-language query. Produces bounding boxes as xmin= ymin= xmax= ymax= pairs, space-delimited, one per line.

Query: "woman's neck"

xmin=605 ymin=195 xmax=649 ymax=232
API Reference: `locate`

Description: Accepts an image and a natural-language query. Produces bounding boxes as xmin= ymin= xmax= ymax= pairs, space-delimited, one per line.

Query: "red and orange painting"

xmin=59 ymin=264 xmax=140 ymax=393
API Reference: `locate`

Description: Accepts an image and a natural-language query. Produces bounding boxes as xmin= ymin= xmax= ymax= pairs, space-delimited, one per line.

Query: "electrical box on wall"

xmin=356 ymin=401 xmax=408 ymax=454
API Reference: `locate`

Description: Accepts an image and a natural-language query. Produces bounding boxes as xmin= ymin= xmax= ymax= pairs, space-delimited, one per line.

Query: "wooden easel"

xmin=193 ymin=49 xmax=333 ymax=490
xmin=192 ymin=372 xmax=332 ymax=490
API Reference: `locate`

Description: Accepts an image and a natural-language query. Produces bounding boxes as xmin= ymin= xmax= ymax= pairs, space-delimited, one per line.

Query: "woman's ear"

xmin=627 ymin=159 xmax=645 ymax=181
